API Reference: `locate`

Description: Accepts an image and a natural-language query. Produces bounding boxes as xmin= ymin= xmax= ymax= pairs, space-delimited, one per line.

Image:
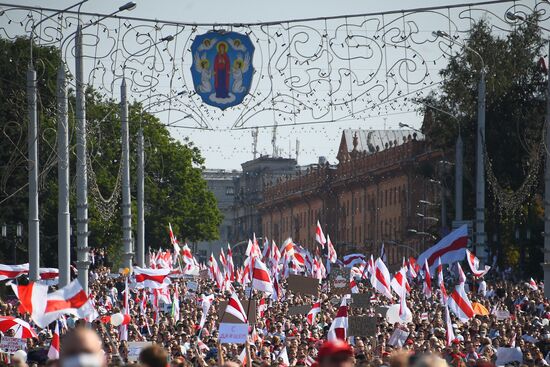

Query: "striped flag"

xmin=47 ymin=321 xmax=60 ymax=360
xmin=226 ymin=293 xmax=248 ymax=323
xmin=417 ymin=225 xmax=468 ymax=273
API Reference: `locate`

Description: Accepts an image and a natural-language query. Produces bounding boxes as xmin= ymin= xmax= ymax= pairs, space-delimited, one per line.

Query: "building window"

xmin=226 ymin=186 xmax=234 ymax=195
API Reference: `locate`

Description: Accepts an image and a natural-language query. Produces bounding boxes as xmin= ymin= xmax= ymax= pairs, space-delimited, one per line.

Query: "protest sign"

xmin=348 ymin=316 xmax=376 ymax=336
xmin=0 ymin=336 xmax=26 ymax=354
xmin=287 ymin=275 xmax=319 ymax=296
xmin=198 ymin=269 xmax=209 ymax=279
xmin=495 ymin=347 xmax=523 ymax=366
xmin=127 ymin=342 xmax=152 ymax=362
xmin=495 ymin=309 xmax=511 ymax=320
xmin=219 ymin=323 xmax=249 ymax=344
xmin=288 ymin=305 xmax=312 ymax=315
xmin=218 ymin=300 xmax=257 ymax=324
xmin=350 ymin=293 xmax=371 ymax=308
xmin=375 ymin=305 xmax=390 ymax=316
xmin=186 ymin=281 xmax=198 ymax=292
xmin=388 ymin=329 xmax=410 ymax=347
xmin=330 ymin=268 xmax=351 ymax=295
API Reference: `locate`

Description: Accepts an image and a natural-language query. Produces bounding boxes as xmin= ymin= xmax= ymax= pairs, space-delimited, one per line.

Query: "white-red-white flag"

xmin=391 ymin=267 xmax=409 ymax=298
xmin=9 ymin=281 xmax=48 ymax=326
xmin=456 ymin=262 xmax=467 ymax=285
xmin=447 ymin=284 xmax=474 ymax=322
xmin=47 ymin=321 xmax=60 ymax=360
xmin=258 ymin=298 xmax=267 ymax=319
xmin=466 ymin=249 xmax=491 ymax=278
xmin=423 ymin=259 xmax=432 ymax=299
xmin=417 ymin=225 xmax=468 ymax=273
xmin=327 ymin=234 xmax=337 ymax=263
xmin=371 ymin=257 xmax=393 ymax=300
xmin=41 ymin=280 xmax=98 ymax=327
xmin=327 ymin=298 xmax=348 ymax=341
xmin=306 ymin=301 xmax=321 ymax=325
xmin=350 ymin=279 xmax=359 ymax=294
xmin=315 ymin=221 xmax=327 ymax=248
xmin=199 ymin=294 xmax=215 ymax=329
xmin=131 ymin=267 xmax=171 ymax=289
xmin=252 ymin=259 xmax=274 ymax=294
xmin=436 ymin=257 xmax=447 ymax=304
xmin=529 ymin=278 xmax=538 ymax=291
xmin=227 ymin=244 xmax=235 ymax=281
xmin=0 ymin=264 xmax=29 ymax=281
xmin=445 ymin=305 xmax=455 ymax=346
xmin=225 ymin=293 xmax=248 ymax=323
xmin=343 ymin=254 xmax=366 ymax=268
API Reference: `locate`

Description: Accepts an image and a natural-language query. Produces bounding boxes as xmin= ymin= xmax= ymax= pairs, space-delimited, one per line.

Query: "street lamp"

xmin=398 ymin=122 xmax=422 ymax=134
xmin=119 ymin=35 xmax=174 ymax=269
xmin=1 ymin=223 xmax=22 ymax=264
xmin=433 ymin=29 xmax=487 ymax=264
xmin=505 ymin=10 xmax=550 ymax=297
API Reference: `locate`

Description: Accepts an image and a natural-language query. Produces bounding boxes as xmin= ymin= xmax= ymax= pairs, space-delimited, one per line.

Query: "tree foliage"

xmin=0 ymin=37 xmax=222 ymax=266
xmin=421 ymin=18 xmax=546 ymax=274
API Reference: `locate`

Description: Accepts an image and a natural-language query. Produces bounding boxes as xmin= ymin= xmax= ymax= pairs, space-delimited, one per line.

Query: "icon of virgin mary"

xmin=214 ymin=41 xmax=230 ymax=99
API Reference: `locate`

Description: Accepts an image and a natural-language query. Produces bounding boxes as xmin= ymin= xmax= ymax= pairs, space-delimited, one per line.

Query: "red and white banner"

xmin=41 ymin=279 xmax=98 ymax=327
xmin=315 ymin=221 xmax=326 ymax=248
xmin=132 ymin=267 xmax=171 ymax=289
xmin=417 ymin=225 xmax=468 ymax=272
xmin=252 ymin=259 xmax=273 ymax=294
xmin=47 ymin=321 xmax=60 ymax=359
xmin=327 ymin=298 xmax=348 ymax=341
xmin=0 ymin=264 xmax=30 ymax=281
xmin=447 ymin=284 xmax=474 ymax=322
xmin=306 ymin=301 xmax=321 ymax=325
xmin=225 ymin=293 xmax=248 ymax=324
xmin=466 ymin=249 xmax=490 ymax=278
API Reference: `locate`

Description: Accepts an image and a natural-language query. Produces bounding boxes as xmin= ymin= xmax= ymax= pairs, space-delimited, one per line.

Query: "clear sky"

xmin=8 ymin=0 xmax=526 ymax=170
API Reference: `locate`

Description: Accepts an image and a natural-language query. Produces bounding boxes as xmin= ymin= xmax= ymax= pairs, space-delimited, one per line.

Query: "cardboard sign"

xmin=495 ymin=310 xmax=511 ymax=320
xmin=218 ymin=300 xmax=257 ymax=324
xmin=186 ymin=281 xmax=198 ymax=292
xmin=219 ymin=323 xmax=249 ymax=344
xmin=330 ymin=268 xmax=351 ymax=295
xmin=375 ymin=305 xmax=390 ymax=316
xmin=199 ymin=269 xmax=209 ymax=279
xmin=288 ymin=305 xmax=312 ymax=315
xmin=287 ymin=275 xmax=319 ymax=296
xmin=388 ymin=329 xmax=410 ymax=347
xmin=348 ymin=316 xmax=376 ymax=336
xmin=0 ymin=336 xmax=27 ymax=354
xmin=350 ymin=293 xmax=371 ymax=308
xmin=127 ymin=342 xmax=152 ymax=362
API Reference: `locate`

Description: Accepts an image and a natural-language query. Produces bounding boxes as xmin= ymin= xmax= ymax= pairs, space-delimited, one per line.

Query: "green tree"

xmin=421 ymin=18 xmax=546 ymax=275
xmin=0 ymin=37 xmax=222 ymax=267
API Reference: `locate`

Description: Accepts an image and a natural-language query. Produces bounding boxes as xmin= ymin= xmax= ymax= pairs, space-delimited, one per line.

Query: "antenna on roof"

xmin=295 ymin=139 xmax=300 ymax=163
xmin=252 ymin=127 xmax=259 ymax=159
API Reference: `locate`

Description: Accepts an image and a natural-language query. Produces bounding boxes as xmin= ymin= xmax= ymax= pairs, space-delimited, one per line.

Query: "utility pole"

xmin=455 ymin=133 xmax=463 ymax=222
xmin=75 ymin=25 xmax=90 ymax=292
xmin=27 ymin=64 xmax=39 ymax=281
xmin=57 ymin=66 xmax=70 ymax=287
xmin=136 ymin=127 xmax=145 ymax=267
xmin=475 ymin=71 xmax=487 ymax=264
xmin=120 ymin=78 xmax=133 ymax=269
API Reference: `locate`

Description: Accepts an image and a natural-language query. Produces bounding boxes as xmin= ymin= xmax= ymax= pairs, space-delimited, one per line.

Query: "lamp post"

xmin=433 ymin=30 xmax=487 ymax=264
xmin=60 ymin=1 xmax=137 ymax=292
xmin=2 ymin=223 xmax=23 ymax=264
xmin=27 ymin=0 xmax=90 ymax=283
xmin=505 ymin=11 xmax=550 ymax=296
xmin=120 ymin=34 xmax=173 ymax=269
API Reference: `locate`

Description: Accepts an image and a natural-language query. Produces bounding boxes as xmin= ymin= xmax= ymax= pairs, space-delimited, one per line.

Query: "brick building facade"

xmin=259 ymin=129 xmax=443 ymax=268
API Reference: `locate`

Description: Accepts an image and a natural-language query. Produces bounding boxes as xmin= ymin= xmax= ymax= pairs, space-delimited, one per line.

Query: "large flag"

xmin=391 ymin=267 xmax=409 ymax=298
xmin=225 ymin=293 xmax=248 ymax=323
xmin=466 ymin=249 xmax=490 ymax=277
xmin=343 ymin=254 xmax=366 ymax=268
xmin=327 ymin=298 xmax=348 ymax=341
xmin=252 ymin=259 xmax=273 ymax=294
xmin=10 ymin=281 xmax=48 ymax=328
xmin=315 ymin=221 xmax=327 ymax=248
xmin=131 ymin=267 xmax=171 ymax=289
xmin=0 ymin=264 xmax=29 ymax=281
xmin=447 ymin=284 xmax=474 ymax=322
xmin=417 ymin=225 xmax=468 ymax=273
xmin=41 ymin=279 xmax=97 ymax=327
xmin=371 ymin=258 xmax=393 ymax=300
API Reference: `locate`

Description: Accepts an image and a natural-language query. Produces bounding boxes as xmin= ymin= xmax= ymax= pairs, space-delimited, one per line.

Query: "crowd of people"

xmin=0 ymin=253 xmax=548 ymax=367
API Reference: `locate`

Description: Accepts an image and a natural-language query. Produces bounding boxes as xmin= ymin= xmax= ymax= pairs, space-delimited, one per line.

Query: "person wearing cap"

xmin=316 ymin=340 xmax=354 ymax=367
xmin=445 ymin=339 xmax=467 ymax=367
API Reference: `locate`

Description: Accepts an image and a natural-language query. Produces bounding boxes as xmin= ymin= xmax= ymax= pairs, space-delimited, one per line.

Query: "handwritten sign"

xmin=186 ymin=281 xmax=198 ymax=292
xmin=388 ymin=329 xmax=410 ymax=347
xmin=287 ymin=275 xmax=319 ymax=296
xmin=0 ymin=337 xmax=27 ymax=354
xmin=127 ymin=341 xmax=152 ymax=362
xmin=348 ymin=316 xmax=376 ymax=336
xmin=219 ymin=323 xmax=249 ymax=344
xmin=495 ymin=309 xmax=511 ymax=320
xmin=330 ymin=268 xmax=351 ymax=295
xmin=288 ymin=305 xmax=312 ymax=315
xmin=350 ymin=293 xmax=371 ymax=308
